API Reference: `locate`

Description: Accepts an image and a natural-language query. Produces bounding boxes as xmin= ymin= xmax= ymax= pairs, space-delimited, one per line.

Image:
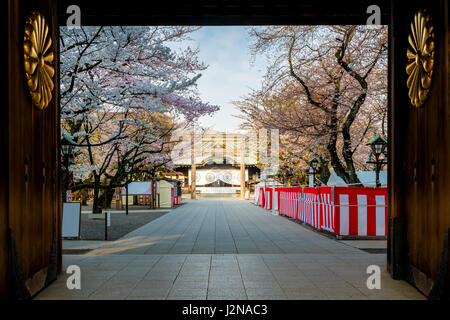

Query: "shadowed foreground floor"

xmin=36 ymin=198 xmax=425 ymax=300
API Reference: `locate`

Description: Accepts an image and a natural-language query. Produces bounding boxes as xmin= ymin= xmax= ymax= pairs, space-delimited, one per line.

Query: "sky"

xmin=169 ymin=26 xmax=267 ymax=132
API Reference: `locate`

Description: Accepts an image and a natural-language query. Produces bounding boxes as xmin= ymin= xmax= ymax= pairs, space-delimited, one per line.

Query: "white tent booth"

xmin=327 ymin=170 xmax=387 ymax=187
xmin=120 ymin=181 xmax=166 ymax=206
xmin=159 ymin=180 xmax=174 ymax=208
xmin=121 ymin=181 xmax=152 ymax=205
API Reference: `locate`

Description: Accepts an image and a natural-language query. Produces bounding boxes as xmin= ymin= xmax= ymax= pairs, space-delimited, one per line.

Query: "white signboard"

xmin=106 ymin=212 xmax=111 ymax=227
xmin=62 ymin=202 xmax=81 ymax=239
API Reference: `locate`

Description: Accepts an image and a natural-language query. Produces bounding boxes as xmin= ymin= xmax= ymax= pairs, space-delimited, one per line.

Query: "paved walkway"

xmin=35 ymin=198 xmax=425 ymax=300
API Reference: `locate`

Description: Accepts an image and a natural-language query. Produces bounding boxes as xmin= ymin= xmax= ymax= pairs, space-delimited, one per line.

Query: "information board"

xmin=62 ymin=202 xmax=81 ymax=239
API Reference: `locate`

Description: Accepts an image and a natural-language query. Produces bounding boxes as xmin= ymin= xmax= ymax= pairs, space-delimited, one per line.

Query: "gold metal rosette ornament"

xmin=406 ymin=9 xmax=434 ymax=108
xmin=24 ymin=12 xmax=55 ymax=110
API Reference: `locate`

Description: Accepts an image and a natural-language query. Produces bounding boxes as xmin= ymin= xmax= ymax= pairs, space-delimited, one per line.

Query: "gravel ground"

xmin=80 ymin=210 xmax=167 ymax=241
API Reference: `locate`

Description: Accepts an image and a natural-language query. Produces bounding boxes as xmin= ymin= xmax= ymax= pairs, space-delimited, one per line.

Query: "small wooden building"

xmin=159 ymin=180 xmax=174 ymax=209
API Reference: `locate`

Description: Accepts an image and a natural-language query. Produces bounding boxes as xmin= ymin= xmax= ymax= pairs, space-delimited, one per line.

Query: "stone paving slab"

xmin=35 ymin=253 xmax=425 ymax=300
xmin=79 ymin=198 xmax=364 ymax=255
xmin=63 ymin=240 xmax=109 ymax=250
xmin=338 ymin=240 xmax=387 ymax=249
xmin=35 ymin=198 xmax=425 ymax=300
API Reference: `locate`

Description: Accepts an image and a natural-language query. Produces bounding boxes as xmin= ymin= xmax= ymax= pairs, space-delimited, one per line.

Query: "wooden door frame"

xmin=8 ymin=0 xmax=448 ymax=299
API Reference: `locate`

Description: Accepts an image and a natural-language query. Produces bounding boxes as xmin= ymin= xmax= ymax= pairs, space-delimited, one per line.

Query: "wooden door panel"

xmin=5 ymin=0 xmax=61 ymax=299
xmin=392 ymin=0 xmax=449 ymax=296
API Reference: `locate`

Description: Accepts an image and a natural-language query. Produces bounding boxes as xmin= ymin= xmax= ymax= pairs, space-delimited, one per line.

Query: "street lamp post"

xmin=305 ymin=167 xmax=311 ymax=186
xmin=366 ymin=136 xmax=388 ymax=187
xmin=61 ymin=135 xmax=75 ymax=201
xmin=309 ymin=157 xmax=319 ymax=187
xmin=124 ymin=165 xmax=130 ymax=216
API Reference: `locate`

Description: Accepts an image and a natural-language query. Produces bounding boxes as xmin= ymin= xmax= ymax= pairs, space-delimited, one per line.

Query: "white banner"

xmin=190 ymin=169 xmax=248 ymax=185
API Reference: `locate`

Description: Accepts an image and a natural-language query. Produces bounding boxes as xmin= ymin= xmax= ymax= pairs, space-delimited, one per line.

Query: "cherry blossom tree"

xmin=60 ymin=26 xmax=219 ymax=211
xmin=235 ymin=25 xmax=387 ymax=185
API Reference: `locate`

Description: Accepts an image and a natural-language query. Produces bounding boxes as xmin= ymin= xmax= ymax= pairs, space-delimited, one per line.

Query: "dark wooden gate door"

xmin=390 ymin=0 xmax=449 ymax=298
xmin=3 ymin=0 xmax=61 ymax=299
xmin=2 ymin=0 xmax=449 ymax=301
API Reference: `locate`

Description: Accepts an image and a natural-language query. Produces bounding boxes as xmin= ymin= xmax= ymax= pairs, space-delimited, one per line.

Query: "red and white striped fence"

xmin=267 ymin=186 xmax=387 ymax=238
xmin=319 ymin=187 xmax=334 ymax=233
xmin=301 ymin=187 xmax=321 ymax=230
xmin=264 ymin=188 xmax=273 ymax=210
xmin=277 ymin=187 xmax=302 ymax=220
xmin=333 ymin=187 xmax=387 ymax=237
xmin=257 ymin=187 xmax=265 ymax=207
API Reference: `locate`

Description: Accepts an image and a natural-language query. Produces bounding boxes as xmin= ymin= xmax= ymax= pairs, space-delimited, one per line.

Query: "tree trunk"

xmin=151 ymin=179 xmax=156 ymax=209
xmin=326 ymin=106 xmax=362 ymax=186
xmin=99 ymin=186 xmax=115 ymax=210
xmin=341 ymin=107 xmax=363 ymax=186
xmin=318 ymin=160 xmax=331 ymax=186
xmin=81 ymin=189 xmax=88 ymax=206
xmin=92 ymin=176 xmax=102 ymax=213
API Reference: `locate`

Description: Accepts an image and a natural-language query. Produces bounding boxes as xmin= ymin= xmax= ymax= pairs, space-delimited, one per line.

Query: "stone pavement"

xmin=35 ymin=198 xmax=425 ymax=300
